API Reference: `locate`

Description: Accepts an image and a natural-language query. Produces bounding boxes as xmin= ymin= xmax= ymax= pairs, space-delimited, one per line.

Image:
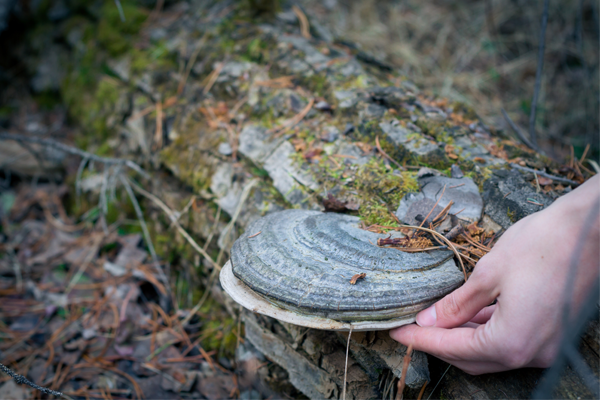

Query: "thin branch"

xmin=0 ymin=363 xmax=73 ymax=400
xmin=529 ymin=0 xmax=550 ymax=147
xmin=395 ymin=344 xmax=413 ymax=400
xmin=114 ymin=0 xmax=126 ymax=22
xmin=376 ymin=136 xmax=404 ymax=170
xmin=509 ymin=163 xmax=579 ymax=186
xmin=119 ymin=175 xmax=168 ymax=289
xmin=0 ymin=133 xmax=149 ymax=179
xmin=501 ymin=109 xmax=542 ymax=153
xmin=400 ymin=224 xmax=467 ymax=282
xmin=125 ymin=177 xmax=222 ymax=272
xmin=342 ymin=327 xmax=354 ymax=400
xmin=75 ymin=157 xmax=89 ymax=201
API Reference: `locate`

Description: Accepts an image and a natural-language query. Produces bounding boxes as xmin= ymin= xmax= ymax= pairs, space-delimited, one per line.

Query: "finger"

xmin=469 ymin=304 xmax=497 ymax=324
xmin=390 ymin=323 xmax=490 ymax=363
xmin=460 ymin=322 xmax=481 ymax=329
xmin=434 ymin=357 xmax=511 ymax=375
xmin=416 ymin=268 xmax=498 ymax=328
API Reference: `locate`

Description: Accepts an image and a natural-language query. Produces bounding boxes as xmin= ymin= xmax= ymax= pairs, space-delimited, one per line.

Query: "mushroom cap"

xmin=221 ymin=261 xmax=416 ymax=331
xmin=224 ymin=210 xmax=463 ymax=328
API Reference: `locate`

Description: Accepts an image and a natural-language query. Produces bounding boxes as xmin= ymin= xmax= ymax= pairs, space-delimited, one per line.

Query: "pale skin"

xmin=390 ymin=175 xmax=600 ymax=375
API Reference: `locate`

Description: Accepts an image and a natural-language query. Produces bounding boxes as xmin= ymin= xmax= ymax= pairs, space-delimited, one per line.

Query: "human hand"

xmin=390 ymin=175 xmax=600 ymax=374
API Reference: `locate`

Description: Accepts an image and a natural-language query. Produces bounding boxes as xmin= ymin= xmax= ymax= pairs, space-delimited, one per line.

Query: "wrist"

xmin=550 ymin=175 xmax=600 ymax=236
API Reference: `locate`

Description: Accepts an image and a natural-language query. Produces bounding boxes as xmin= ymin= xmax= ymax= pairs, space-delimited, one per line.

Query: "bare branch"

xmin=119 ymin=175 xmax=167 ymax=289
xmin=0 ymin=363 xmax=73 ymax=400
xmin=0 ymin=133 xmax=149 ymax=179
xmin=509 ymin=163 xmax=579 ymax=186
xmin=501 ymin=108 xmax=543 ymax=154
xmin=528 ymin=0 xmax=549 ymax=147
xmin=125 ymin=177 xmax=221 ymax=272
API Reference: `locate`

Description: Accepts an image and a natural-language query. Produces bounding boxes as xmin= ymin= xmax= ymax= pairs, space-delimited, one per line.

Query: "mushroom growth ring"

xmin=221 ymin=209 xmax=463 ymax=331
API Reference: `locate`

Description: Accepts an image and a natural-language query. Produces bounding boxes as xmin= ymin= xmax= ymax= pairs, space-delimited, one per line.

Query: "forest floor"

xmin=0 ymin=182 xmax=264 ymax=400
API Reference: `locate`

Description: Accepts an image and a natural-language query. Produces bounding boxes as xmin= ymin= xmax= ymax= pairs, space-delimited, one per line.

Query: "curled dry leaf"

xmin=349 ymin=273 xmax=366 ymax=285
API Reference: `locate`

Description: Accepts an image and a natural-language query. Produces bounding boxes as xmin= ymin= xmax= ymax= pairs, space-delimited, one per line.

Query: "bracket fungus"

xmin=220 ymin=210 xmax=463 ymax=331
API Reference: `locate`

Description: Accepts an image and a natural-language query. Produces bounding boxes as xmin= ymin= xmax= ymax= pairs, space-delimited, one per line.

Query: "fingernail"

xmin=416 ymin=305 xmax=436 ymax=327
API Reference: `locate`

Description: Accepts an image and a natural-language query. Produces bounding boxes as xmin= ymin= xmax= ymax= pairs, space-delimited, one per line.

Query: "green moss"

xmin=353 ymin=159 xmax=418 ymax=226
xmin=507 ymin=207 xmax=516 ymax=223
xmin=64 ymin=75 xmax=125 ymax=139
xmin=451 ymin=101 xmax=479 ymax=121
xmin=130 ymin=43 xmax=176 ymax=74
xmin=97 ymin=1 xmax=148 ymax=56
xmin=339 ymin=74 xmax=370 ymax=90
xmin=159 ymin=127 xmax=224 ymax=193
xmin=33 ymin=91 xmax=62 ymax=109
xmin=241 ymin=37 xmax=271 ymax=63
xmin=302 ymin=73 xmax=329 ymax=96
xmin=62 ymin=75 xmax=124 ymax=139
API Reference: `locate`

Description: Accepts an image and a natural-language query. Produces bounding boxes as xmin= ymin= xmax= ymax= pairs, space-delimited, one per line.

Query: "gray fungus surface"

xmin=231 ymin=210 xmax=464 ymax=321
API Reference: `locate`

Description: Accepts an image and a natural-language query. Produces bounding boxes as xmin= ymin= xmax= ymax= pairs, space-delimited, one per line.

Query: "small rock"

xmin=314 ymin=100 xmax=332 ymax=111
xmin=359 ymin=103 xmax=386 ymax=119
xmin=218 ymin=142 xmax=233 ymax=156
xmin=107 ymin=56 xmax=131 ymax=82
xmin=450 ymin=164 xmax=464 ymax=179
xmin=396 ymin=193 xmax=443 ymax=226
xmin=320 ymin=126 xmax=339 ymax=142
xmin=342 ymin=123 xmax=354 ymax=135
xmin=397 ymin=176 xmax=484 ymax=223
xmin=417 ymin=167 xmax=442 ymax=179
xmin=104 ymin=261 xmax=126 ymax=277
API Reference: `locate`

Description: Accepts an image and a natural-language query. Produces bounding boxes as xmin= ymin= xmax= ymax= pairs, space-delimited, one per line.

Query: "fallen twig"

xmin=342 ymin=327 xmax=354 ymax=400
xmin=203 ymin=62 xmax=224 ymax=95
xmin=418 ymin=185 xmax=446 ymax=229
xmin=125 ymin=177 xmax=221 ymax=272
xmin=395 ymin=344 xmax=413 ymax=400
xmin=0 ymin=363 xmax=73 ymax=400
xmin=120 ymin=176 xmax=168 ymax=290
xmin=529 ymin=0 xmax=549 ymax=147
xmin=272 ymin=98 xmax=314 ymax=136
xmin=0 ymin=133 xmax=149 ymax=179
xmin=510 ymin=163 xmax=579 ymax=186
xmin=375 ymin=136 xmax=404 ymax=170
xmin=501 ymin=109 xmax=542 ymax=154
xmin=400 ymin=224 xmax=467 ymax=281
xmin=292 ymin=5 xmax=311 ymax=39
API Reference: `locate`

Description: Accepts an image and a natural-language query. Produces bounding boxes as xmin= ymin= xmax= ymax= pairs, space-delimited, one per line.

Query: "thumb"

xmin=416 ymin=270 xmax=498 ymax=328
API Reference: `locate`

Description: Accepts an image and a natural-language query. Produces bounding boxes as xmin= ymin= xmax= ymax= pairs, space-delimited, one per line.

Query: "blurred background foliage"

xmin=302 ymin=0 xmax=599 ymax=161
xmin=0 ymin=0 xmax=598 ymax=161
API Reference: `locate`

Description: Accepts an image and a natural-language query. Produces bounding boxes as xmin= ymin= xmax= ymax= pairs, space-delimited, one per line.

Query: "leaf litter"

xmin=0 ymin=184 xmax=245 ymax=399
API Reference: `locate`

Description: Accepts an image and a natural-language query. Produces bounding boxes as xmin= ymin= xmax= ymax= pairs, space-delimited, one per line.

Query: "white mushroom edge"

xmin=220 ymin=261 xmax=416 ymax=332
